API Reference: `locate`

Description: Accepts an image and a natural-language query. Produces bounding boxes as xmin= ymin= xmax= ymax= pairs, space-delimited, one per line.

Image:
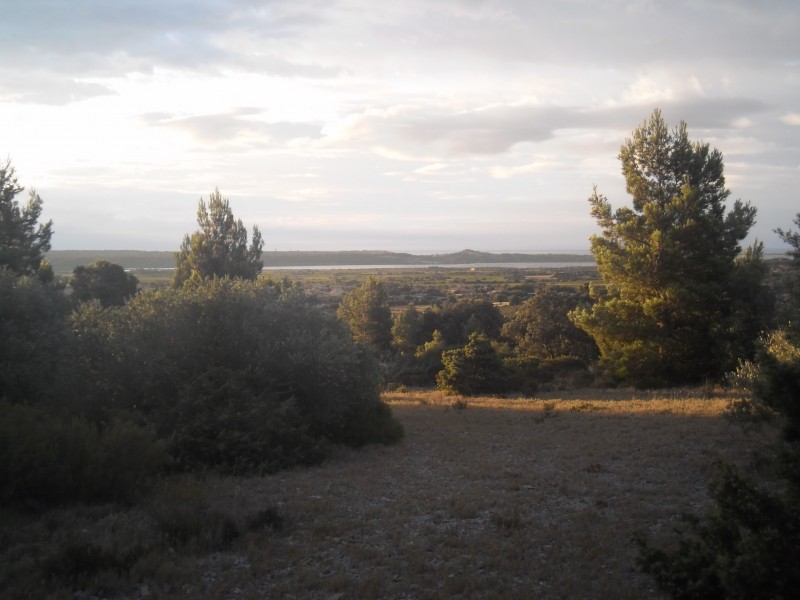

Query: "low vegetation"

xmin=2 ymin=388 xmax=771 ymax=599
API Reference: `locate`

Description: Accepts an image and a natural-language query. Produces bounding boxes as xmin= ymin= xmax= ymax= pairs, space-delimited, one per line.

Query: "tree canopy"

xmin=0 ymin=159 xmax=53 ymax=281
xmin=776 ymin=213 xmax=800 ymax=263
xmin=637 ymin=214 xmax=800 ymax=599
xmin=571 ymin=109 xmax=759 ymax=386
xmin=173 ymin=189 xmax=263 ymax=287
xmin=503 ymin=287 xmax=598 ymax=362
xmin=337 ymin=276 xmax=394 ymax=351
xmin=71 ymin=260 xmax=138 ymax=307
xmin=436 ymin=331 xmax=509 ymax=396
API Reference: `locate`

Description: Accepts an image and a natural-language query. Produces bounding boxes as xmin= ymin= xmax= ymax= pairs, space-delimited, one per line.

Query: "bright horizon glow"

xmin=2 ymin=1 xmax=798 ymax=253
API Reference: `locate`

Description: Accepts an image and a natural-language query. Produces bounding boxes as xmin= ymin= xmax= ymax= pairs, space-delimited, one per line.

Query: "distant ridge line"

xmin=46 ymin=249 xmax=594 ymax=274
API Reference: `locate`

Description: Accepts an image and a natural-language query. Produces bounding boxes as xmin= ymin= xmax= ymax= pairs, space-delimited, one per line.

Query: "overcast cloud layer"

xmin=2 ymin=0 xmax=798 ymax=252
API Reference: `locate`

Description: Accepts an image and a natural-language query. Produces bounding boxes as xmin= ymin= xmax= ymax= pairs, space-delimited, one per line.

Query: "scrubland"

xmin=1 ymin=387 xmax=774 ymax=599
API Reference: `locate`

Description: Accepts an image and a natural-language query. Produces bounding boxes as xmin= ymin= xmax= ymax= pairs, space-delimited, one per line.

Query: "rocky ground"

xmin=2 ymin=389 xmax=769 ymax=599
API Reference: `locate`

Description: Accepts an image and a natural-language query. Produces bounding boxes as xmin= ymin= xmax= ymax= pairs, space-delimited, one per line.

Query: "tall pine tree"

xmin=571 ymin=110 xmax=759 ymax=386
xmin=173 ymin=189 xmax=263 ymax=287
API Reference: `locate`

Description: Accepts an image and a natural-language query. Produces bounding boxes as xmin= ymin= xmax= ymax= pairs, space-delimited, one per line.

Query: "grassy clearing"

xmin=1 ymin=388 xmax=774 ymax=599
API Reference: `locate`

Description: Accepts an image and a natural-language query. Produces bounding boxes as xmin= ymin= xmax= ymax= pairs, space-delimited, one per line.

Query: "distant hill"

xmin=46 ymin=250 xmax=176 ymax=275
xmin=46 ymin=249 xmax=594 ymax=274
xmin=259 ymin=249 xmax=593 ymax=267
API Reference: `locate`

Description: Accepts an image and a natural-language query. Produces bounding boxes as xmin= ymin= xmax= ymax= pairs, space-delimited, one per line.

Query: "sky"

xmin=1 ymin=0 xmax=798 ymax=253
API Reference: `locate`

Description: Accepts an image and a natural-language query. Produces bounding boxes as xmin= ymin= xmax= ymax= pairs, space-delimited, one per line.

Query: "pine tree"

xmin=571 ymin=110 xmax=758 ymax=386
xmin=337 ymin=276 xmax=393 ymax=351
xmin=0 ymin=159 xmax=53 ymax=281
xmin=173 ymin=189 xmax=263 ymax=287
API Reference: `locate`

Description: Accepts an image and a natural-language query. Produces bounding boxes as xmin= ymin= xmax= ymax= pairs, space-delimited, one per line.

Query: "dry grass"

xmin=1 ymin=388 xmax=776 ymax=599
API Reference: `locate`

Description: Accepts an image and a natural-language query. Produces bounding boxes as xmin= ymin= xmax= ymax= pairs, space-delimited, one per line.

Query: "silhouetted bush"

xmin=0 ymin=268 xmax=70 ymax=404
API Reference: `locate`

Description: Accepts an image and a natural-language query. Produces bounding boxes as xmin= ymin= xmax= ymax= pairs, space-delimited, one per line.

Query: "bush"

xmin=0 ymin=268 xmax=70 ymax=404
xmin=168 ymin=367 xmax=327 ymax=473
xmin=69 ymin=277 xmax=402 ymax=473
xmin=636 ymin=463 xmax=800 ymax=599
xmin=637 ymin=330 xmax=800 ymax=598
xmin=436 ymin=332 xmax=510 ymax=396
xmin=0 ymin=401 xmax=168 ymax=507
xmin=506 ymin=356 xmax=594 ymax=393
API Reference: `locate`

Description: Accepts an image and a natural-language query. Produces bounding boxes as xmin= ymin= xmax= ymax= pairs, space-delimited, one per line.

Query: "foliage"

xmin=0 ymin=158 xmax=53 ymax=281
xmin=0 ymin=268 xmax=70 ymax=404
xmin=146 ymin=478 xmax=283 ymax=552
xmin=400 ymin=329 xmax=447 ymax=385
xmin=436 ymin=332 xmax=510 ymax=396
xmin=776 ymin=212 xmax=800 ymax=264
xmin=637 ymin=211 xmax=800 ymax=597
xmin=725 ymin=242 xmax=775 ymax=361
xmin=392 ymin=302 xmax=424 ymax=354
xmin=337 ymin=276 xmax=394 ymax=351
xmin=505 ymin=356 xmax=594 ymax=394
xmin=173 ymin=189 xmax=263 ymax=287
xmin=637 ymin=330 xmax=800 ymax=599
xmin=502 ymin=286 xmax=598 ymax=362
xmin=571 ymin=109 xmax=759 ymax=386
xmin=69 ymin=277 xmax=402 ymax=473
xmin=0 ymin=401 xmax=168 ymax=507
xmin=423 ymin=299 xmax=504 ymax=346
xmin=71 ymin=259 xmax=139 ymax=307
xmin=775 ymin=212 xmax=800 ymax=318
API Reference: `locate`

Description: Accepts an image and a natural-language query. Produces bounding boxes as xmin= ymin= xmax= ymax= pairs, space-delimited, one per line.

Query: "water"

xmin=262 ymin=261 xmax=596 ymax=270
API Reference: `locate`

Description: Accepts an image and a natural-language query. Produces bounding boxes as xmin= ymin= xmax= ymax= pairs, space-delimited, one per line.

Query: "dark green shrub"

xmin=637 ymin=330 xmax=800 ymax=599
xmin=0 ymin=401 xmax=168 ymax=507
xmin=436 ymin=332 xmax=510 ymax=396
xmin=44 ymin=539 xmax=144 ymax=591
xmin=503 ymin=286 xmax=598 ymax=362
xmin=422 ymin=299 xmax=504 ymax=346
xmin=169 ymin=367 xmax=326 ymax=473
xmin=70 ymin=260 xmax=139 ymax=307
xmin=0 ymin=268 xmax=70 ymax=404
xmin=337 ymin=276 xmax=393 ymax=351
xmin=637 ymin=464 xmax=800 ymax=600
xmin=146 ymin=478 xmax=283 ymax=551
xmin=69 ymin=277 xmax=402 ymax=473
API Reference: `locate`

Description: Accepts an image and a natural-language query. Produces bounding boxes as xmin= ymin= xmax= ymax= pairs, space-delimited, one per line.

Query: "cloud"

xmin=319 ymin=97 xmax=770 ymax=159
xmin=321 ymin=103 xmax=567 ymax=156
xmin=781 ymin=113 xmax=800 ymax=126
xmin=140 ymin=108 xmax=322 ymax=145
xmin=414 ymin=163 xmax=451 ymax=175
xmin=0 ymin=0 xmax=338 ymax=105
xmin=490 ymin=159 xmax=561 ymax=180
xmin=4 ymin=0 xmax=797 ymax=254
xmin=0 ymin=70 xmax=114 ymax=104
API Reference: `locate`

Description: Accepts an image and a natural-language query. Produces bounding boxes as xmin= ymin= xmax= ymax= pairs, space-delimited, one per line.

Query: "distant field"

xmin=1 ymin=388 xmax=772 ymax=599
